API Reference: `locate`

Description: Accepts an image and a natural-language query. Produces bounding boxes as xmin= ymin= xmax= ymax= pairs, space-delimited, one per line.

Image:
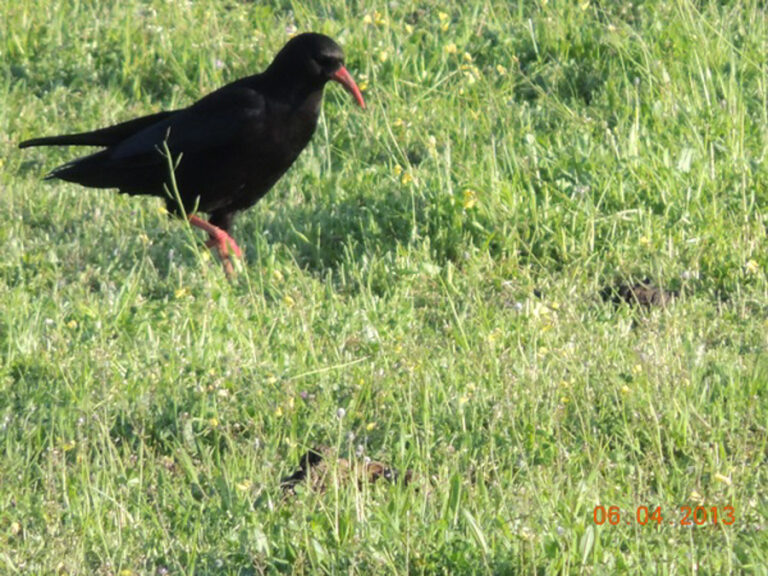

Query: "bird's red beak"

xmin=332 ymin=66 xmax=366 ymax=109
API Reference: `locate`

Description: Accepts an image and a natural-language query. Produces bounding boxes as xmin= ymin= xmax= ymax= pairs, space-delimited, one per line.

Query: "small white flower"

xmin=681 ymin=269 xmax=699 ymax=280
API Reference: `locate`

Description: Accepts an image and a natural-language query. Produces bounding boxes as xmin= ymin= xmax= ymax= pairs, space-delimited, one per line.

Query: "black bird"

xmin=20 ymin=32 xmax=365 ymax=275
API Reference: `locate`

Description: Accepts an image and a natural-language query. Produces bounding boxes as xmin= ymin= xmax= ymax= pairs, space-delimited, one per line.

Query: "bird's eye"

xmin=316 ymin=55 xmax=338 ymax=68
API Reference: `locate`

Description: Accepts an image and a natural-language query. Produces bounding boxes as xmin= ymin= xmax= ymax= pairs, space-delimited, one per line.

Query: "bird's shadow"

xmin=235 ymin=176 xmax=416 ymax=284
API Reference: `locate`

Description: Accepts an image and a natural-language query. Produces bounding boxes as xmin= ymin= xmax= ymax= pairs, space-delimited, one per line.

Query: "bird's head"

xmin=267 ymin=33 xmax=366 ymax=109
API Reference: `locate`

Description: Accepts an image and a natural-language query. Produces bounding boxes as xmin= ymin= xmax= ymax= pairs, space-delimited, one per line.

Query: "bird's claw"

xmin=188 ymin=215 xmax=243 ymax=276
xmin=205 ymin=233 xmax=242 ymax=276
xmin=205 ymin=234 xmax=243 ymax=259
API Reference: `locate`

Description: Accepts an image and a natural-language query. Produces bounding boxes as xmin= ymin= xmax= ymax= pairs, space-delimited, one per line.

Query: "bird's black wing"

xmin=47 ymin=86 xmax=269 ymax=207
xmin=18 ymin=110 xmax=178 ymax=149
xmin=109 ymin=86 xmax=267 ymax=163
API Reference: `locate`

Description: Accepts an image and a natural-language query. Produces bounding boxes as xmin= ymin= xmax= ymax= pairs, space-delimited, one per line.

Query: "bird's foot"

xmin=204 ymin=231 xmax=243 ymax=277
xmin=205 ymin=233 xmax=243 ymax=259
xmin=188 ymin=215 xmax=243 ymax=276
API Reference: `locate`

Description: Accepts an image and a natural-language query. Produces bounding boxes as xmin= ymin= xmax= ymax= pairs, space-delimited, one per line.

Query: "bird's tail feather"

xmin=18 ymin=110 xmax=176 ymax=149
xmin=19 ymin=134 xmax=98 ymax=149
xmin=44 ymin=151 xmax=116 ymax=188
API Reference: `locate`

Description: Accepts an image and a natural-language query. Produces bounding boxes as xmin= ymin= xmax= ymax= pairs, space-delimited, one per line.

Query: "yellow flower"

xmin=275 ymin=406 xmax=283 ymax=417
xmin=401 ymin=171 xmax=414 ymax=185
xmin=496 ymin=64 xmax=507 ymax=76
xmin=519 ymin=526 xmax=535 ymax=541
xmin=363 ymin=10 xmax=386 ymax=26
xmin=272 ymin=269 xmax=284 ymax=282
xmin=444 ymin=43 xmax=458 ymax=55
xmin=66 ymin=319 xmax=78 ymax=330
xmin=632 ymin=364 xmax=643 ymax=375
xmin=639 ymin=235 xmax=651 ymax=246
xmin=283 ymin=294 xmax=295 ymax=307
xmin=463 ymin=189 xmax=478 ymax=209
xmin=366 ymin=422 xmax=377 ymax=431
xmin=236 ymin=479 xmax=252 ymax=492
xmin=463 ymin=52 xmax=473 ymax=63
xmin=620 ymin=385 xmax=630 ymax=395
xmin=379 ymin=50 xmax=389 ymax=63
xmin=438 ymin=12 xmax=449 ymax=22
xmin=174 ymin=287 xmax=190 ymax=299
xmin=209 ymin=417 xmax=219 ymax=428
xmin=690 ymin=490 xmax=703 ymax=502
xmin=714 ymin=473 xmax=732 ymax=486
xmin=393 ymin=164 xmax=403 ymax=176
xmin=745 ymin=259 xmax=760 ymax=275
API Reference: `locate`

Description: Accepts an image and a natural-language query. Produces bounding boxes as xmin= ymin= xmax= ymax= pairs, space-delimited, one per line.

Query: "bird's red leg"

xmin=188 ymin=215 xmax=243 ymax=257
xmin=188 ymin=215 xmax=243 ymax=275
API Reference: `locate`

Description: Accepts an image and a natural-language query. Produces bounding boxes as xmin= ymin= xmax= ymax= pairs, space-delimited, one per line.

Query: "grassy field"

xmin=1 ymin=0 xmax=766 ymax=573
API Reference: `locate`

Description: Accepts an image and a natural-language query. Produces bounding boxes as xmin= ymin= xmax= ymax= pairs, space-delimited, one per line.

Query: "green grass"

xmin=1 ymin=0 xmax=767 ymax=573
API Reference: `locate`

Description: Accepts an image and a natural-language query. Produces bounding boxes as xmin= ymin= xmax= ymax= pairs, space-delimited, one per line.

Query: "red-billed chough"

xmin=19 ymin=32 xmax=365 ymax=275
